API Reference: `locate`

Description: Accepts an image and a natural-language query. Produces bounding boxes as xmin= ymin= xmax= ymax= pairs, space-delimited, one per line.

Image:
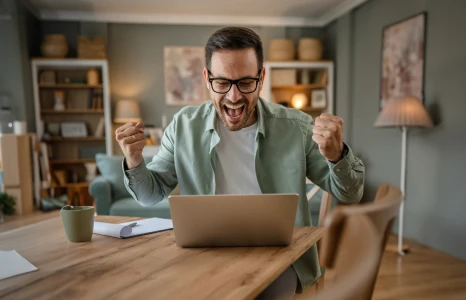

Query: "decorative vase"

xmin=268 ymin=39 xmax=295 ymax=61
xmin=298 ymin=38 xmax=323 ymax=61
xmin=84 ymin=163 xmax=97 ymax=182
xmin=87 ymin=68 xmax=99 ymax=86
xmin=41 ymin=34 xmax=69 ymax=58
xmin=53 ymin=90 xmax=65 ymax=111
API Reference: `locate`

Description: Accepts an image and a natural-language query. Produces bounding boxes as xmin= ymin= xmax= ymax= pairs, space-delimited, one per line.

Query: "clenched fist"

xmin=115 ymin=122 xmax=146 ymax=169
xmin=312 ymin=113 xmax=344 ymax=162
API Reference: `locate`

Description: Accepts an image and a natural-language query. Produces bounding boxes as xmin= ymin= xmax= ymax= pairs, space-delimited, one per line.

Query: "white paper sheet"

xmin=0 ymin=250 xmax=38 ymax=281
xmin=93 ymin=222 xmax=133 ymax=238
xmin=93 ymin=218 xmax=173 ymax=239
xmin=119 ymin=218 xmax=173 ymax=238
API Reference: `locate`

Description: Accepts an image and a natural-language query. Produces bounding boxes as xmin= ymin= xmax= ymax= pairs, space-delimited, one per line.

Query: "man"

xmin=116 ymin=27 xmax=365 ymax=299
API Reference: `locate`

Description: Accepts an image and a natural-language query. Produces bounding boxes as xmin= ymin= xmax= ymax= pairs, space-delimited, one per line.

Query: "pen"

xmin=127 ymin=222 xmax=138 ymax=227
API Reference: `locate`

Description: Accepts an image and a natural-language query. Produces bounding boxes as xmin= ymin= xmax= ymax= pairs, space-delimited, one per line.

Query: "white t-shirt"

xmin=214 ymin=119 xmax=262 ymax=195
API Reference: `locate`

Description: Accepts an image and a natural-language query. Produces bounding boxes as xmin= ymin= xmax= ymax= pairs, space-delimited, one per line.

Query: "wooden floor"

xmin=1 ymin=212 xmax=466 ymax=299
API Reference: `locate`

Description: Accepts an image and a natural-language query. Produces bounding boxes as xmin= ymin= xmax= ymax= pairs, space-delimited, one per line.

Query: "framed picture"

xmin=61 ymin=122 xmax=88 ymax=138
xmin=380 ymin=12 xmax=426 ymax=109
xmin=164 ymin=47 xmax=209 ymax=106
xmin=311 ymin=89 xmax=327 ymax=109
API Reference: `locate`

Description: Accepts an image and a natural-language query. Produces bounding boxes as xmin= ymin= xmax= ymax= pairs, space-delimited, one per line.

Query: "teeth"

xmin=224 ymin=103 xmax=244 ymax=109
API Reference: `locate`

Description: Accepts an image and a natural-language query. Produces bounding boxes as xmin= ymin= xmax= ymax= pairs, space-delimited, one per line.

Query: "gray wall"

xmin=327 ymin=0 xmax=466 ymax=260
xmin=0 ymin=0 xmax=37 ymax=132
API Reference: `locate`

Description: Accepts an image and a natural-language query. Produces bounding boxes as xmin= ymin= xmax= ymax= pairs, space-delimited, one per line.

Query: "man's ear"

xmin=258 ymin=67 xmax=266 ymax=92
xmin=203 ymin=67 xmax=210 ymax=89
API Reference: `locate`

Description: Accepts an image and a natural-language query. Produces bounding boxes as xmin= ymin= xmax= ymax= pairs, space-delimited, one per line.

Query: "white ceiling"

xmin=27 ymin=0 xmax=368 ymax=27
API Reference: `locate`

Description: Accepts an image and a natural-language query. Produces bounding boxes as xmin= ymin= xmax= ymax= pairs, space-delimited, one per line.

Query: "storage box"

xmin=271 ymin=69 xmax=297 ymax=87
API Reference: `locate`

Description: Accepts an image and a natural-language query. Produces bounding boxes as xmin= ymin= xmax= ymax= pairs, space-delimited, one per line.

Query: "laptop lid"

xmin=168 ymin=194 xmax=299 ymax=247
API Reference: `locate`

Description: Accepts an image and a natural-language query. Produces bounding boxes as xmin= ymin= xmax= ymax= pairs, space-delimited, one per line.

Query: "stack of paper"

xmin=93 ymin=217 xmax=173 ymax=239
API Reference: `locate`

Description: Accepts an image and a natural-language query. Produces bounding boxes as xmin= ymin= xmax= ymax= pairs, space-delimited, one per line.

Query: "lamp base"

xmin=385 ymin=243 xmax=410 ymax=255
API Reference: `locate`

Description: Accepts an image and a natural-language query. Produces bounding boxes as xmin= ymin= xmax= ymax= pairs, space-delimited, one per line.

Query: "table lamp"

xmin=114 ymin=99 xmax=141 ymax=123
xmin=291 ymin=93 xmax=308 ymax=109
xmin=374 ymin=96 xmax=433 ymax=255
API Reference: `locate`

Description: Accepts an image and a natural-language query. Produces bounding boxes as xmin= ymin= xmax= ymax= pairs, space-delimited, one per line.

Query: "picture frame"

xmin=380 ymin=12 xmax=427 ymax=109
xmin=164 ymin=46 xmax=209 ymax=106
xmin=311 ymin=89 xmax=327 ymax=109
xmin=61 ymin=122 xmax=88 ymax=138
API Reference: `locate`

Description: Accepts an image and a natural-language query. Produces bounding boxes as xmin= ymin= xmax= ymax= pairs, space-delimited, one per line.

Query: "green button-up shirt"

xmin=123 ymin=98 xmax=365 ymax=292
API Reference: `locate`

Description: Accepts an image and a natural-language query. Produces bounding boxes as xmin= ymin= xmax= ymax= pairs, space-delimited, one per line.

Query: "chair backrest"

xmin=306 ymin=179 xmax=332 ymax=227
xmin=316 ymin=184 xmax=402 ymax=300
xmin=312 ymin=214 xmax=381 ymax=300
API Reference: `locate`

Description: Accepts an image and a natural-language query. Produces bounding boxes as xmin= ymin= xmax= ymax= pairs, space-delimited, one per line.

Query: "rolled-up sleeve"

xmin=305 ymin=119 xmax=365 ymax=203
xmin=122 ymin=118 xmax=178 ymax=206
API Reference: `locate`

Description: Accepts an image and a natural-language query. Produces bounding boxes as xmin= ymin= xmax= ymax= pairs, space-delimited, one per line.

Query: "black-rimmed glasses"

xmin=208 ymin=70 xmax=261 ymax=94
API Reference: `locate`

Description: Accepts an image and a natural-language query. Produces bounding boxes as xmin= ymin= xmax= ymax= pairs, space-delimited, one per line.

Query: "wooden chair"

xmin=312 ymin=213 xmax=381 ymax=300
xmin=305 ymin=179 xmax=332 ymax=292
xmin=313 ymin=184 xmax=402 ymax=300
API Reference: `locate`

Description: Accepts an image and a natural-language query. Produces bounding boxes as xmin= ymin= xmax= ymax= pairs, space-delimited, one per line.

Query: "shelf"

xmin=299 ymin=107 xmax=326 ymax=113
xmin=41 ymin=109 xmax=104 ymax=114
xmin=272 ymin=84 xmax=326 ymax=90
xmin=45 ymin=137 xmax=105 ymax=142
xmin=50 ymin=159 xmax=95 ymax=165
xmin=39 ymin=84 xmax=103 ymax=89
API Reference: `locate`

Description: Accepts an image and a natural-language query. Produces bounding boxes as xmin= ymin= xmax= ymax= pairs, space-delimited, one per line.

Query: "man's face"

xmin=203 ymin=48 xmax=265 ymax=131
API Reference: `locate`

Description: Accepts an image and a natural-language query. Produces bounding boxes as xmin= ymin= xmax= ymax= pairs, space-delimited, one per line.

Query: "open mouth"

xmin=223 ymin=103 xmax=245 ymax=121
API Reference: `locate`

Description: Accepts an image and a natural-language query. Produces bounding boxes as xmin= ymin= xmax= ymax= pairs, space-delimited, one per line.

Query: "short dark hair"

xmin=205 ymin=27 xmax=263 ymax=71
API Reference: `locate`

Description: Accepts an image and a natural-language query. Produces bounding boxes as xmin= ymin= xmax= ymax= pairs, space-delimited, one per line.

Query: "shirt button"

xmin=130 ymin=176 xmax=135 ymax=179
xmin=336 ymin=168 xmax=341 ymax=172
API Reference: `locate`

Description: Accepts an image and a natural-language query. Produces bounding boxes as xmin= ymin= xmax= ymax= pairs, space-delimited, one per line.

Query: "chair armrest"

xmin=89 ymin=176 xmax=112 ymax=215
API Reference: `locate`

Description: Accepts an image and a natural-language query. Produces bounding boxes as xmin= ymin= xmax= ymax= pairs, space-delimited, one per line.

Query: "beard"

xmin=214 ymin=95 xmax=258 ymax=131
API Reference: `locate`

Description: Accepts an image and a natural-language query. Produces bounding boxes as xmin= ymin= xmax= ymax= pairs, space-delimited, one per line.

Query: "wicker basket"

xmin=298 ymin=38 xmax=323 ymax=61
xmin=268 ymin=39 xmax=295 ymax=61
xmin=77 ymin=36 xmax=107 ymax=59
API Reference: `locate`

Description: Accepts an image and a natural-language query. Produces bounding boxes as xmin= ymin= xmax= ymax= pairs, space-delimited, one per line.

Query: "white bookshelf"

xmin=261 ymin=61 xmax=334 ymax=116
xmin=31 ymin=59 xmax=113 ymax=155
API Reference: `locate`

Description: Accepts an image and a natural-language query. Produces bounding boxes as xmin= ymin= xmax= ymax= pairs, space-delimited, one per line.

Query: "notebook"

xmin=93 ymin=217 xmax=173 ymax=239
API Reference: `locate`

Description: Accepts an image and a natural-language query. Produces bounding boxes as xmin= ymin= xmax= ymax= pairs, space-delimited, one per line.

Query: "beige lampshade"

xmin=374 ymin=97 xmax=433 ymax=128
xmin=114 ymin=99 xmax=141 ymax=123
xmin=291 ymin=93 xmax=309 ymax=109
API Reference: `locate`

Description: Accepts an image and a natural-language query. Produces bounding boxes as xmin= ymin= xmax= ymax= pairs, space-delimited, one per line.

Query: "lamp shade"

xmin=114 ymin=99 xmax=141 ymax=123
xmin=374 ymin=97 xmax=433 ymax=128
xmin=291 ymin=93 xmax=308 ymax=109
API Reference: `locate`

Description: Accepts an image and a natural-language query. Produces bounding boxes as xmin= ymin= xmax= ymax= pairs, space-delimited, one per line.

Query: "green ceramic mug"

xmin=60 ymin=205 xmax=94 ymax=242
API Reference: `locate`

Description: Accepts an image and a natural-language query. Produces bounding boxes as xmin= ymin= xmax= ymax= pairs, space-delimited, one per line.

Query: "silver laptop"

xmin=168 ymin=194 xmax=299 ymax=247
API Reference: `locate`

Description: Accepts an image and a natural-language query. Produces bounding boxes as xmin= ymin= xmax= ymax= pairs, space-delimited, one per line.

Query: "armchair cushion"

xmin=89 ymin=175 xmax=112 ymax=215
xmin=95 ymin=153 xmax=153 ymax=201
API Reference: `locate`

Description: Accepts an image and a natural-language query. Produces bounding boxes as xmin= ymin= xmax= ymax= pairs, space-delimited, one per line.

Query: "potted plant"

xmin=0 ymin=192 xmax=15 ymax=222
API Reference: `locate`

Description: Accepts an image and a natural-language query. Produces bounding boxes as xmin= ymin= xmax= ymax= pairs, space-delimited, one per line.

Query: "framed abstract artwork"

xmin=380 ymin=12 xmax=427 ymax=109
xmin=164 ymin=47 xmax=209 ymax=106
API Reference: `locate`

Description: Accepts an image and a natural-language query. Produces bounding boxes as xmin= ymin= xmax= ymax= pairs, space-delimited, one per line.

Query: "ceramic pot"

xmin=41 ymin=34 xmax=69 ymax=58
xmin=298 ymin=38 xmax=323 ymax=61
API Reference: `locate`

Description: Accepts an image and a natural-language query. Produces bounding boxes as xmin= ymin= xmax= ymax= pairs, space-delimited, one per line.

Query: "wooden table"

xmin=0 ymin=216 xmax=324 ymax=300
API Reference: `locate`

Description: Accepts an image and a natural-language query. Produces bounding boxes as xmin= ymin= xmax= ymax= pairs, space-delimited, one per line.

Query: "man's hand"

xmin=115 ymin=122 xmax=146 ymax=169
xmin=312 ymin=113 xmax=344 ymax=162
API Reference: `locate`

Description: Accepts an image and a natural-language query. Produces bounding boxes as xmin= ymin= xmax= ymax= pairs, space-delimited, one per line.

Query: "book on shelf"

xmin=87 ymin=89 xmax=104 ymax=110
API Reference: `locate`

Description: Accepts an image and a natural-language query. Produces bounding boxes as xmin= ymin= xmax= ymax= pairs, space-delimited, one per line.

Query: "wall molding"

xmin=35 ymin=0 xmax=368 ymax=27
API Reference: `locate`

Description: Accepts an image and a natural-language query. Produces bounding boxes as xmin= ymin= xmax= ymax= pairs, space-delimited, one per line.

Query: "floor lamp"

xmin=374 ymin=96 xmax=433 ymax=255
